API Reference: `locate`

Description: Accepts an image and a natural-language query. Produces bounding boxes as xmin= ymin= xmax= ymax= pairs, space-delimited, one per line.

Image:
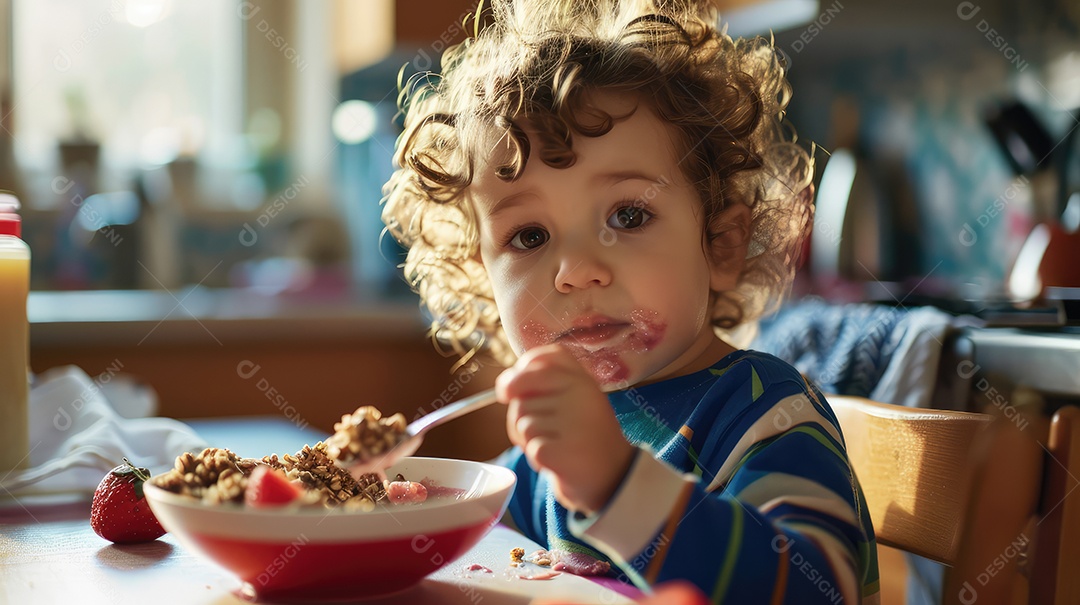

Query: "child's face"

xmin=470 ymin=94 xmax=743 ymax=387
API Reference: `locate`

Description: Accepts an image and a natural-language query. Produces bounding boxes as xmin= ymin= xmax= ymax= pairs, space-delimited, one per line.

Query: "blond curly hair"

xmin=382 ymin=0 xmax=814 ymax=370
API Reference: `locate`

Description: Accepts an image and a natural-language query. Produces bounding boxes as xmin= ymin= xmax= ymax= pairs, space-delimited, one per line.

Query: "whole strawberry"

xmin=91 ymin=457 xmax=166 ymax=544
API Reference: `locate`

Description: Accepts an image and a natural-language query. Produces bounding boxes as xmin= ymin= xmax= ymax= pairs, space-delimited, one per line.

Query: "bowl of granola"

xmin=144 ymin=444 xmax=515 ymax=601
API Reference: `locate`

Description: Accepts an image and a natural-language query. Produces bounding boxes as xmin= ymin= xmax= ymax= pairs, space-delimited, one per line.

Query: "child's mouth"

xmin=557 ymin=322 xmax=630 ymax=346
xmin=518 ymin=310 xmax=666 ymax=387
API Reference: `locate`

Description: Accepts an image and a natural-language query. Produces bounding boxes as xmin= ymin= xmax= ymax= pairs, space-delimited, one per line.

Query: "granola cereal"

xmin=153 ymin=443 xmax=388 ymax=510
xmin=153 ymin=447 xmax=258 ymax=504
xmin=534 ymin=551 xmax=551 ymax=567
xmin=261 ymin=442 xmax=387 ymax=506
xmin=325 ymin=406 xmax=407 ymax=465
xmin=510 ymin=547 xmax=525 ymax=563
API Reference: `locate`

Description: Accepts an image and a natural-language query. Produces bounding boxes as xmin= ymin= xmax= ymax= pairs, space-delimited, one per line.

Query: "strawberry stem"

xmin=122 ymin=457 xmax=151 ymax=482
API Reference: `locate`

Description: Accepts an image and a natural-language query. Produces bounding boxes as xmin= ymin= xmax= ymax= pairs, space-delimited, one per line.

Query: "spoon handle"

xmin=407 ymin=388 xmax=499 ymax=438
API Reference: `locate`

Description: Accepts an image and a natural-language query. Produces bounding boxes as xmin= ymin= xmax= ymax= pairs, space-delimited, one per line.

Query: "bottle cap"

xmin=0 ymin=193 xmax=21 ymax=238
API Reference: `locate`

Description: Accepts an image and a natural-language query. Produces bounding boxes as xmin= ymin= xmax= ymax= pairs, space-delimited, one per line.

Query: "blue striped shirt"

xmin=500 ymin=349 xmax=879 ymax=603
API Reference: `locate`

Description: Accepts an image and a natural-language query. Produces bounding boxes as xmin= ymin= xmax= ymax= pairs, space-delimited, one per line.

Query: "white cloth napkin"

xmin=0 ymin=365 xmax=207 ymax=502
xmin=869 ymin=307 xmax=983 ymax=411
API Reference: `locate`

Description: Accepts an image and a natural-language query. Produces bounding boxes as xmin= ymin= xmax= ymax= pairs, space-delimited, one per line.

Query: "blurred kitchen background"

xmin=3 ymin=0 xmax=412 ymax=297
xmin=1 ymin=0 xmax=1078 ymax=459
xmin=2 ymin=0 xmax=1078 ymax=301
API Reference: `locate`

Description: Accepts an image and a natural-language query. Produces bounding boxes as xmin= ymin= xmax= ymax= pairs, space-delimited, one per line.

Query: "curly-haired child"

xmin=382 ymin=1 xmax=878 ymax=602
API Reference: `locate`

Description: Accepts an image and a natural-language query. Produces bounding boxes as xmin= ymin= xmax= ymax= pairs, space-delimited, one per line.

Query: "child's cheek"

xmin=626 ymin=309 xmax=665 ymax=352
xmin=519 ymin=320 xmax=556 ymax=350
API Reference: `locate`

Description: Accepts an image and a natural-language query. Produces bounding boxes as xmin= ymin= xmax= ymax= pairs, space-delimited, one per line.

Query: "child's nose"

xmin=554 ymin=240 xmax=613 ymax=293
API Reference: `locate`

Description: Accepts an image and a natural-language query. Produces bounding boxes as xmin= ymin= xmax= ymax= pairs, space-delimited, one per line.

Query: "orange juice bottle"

xmin=0 ymin=193 xmax=29 ymax=473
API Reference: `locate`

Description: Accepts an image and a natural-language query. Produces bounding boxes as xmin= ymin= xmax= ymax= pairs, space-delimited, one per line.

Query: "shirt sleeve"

xmin=494 ymin=446 xmax=549 ymax=547
xmin=568 ymin=394 xmax=877 ymax=604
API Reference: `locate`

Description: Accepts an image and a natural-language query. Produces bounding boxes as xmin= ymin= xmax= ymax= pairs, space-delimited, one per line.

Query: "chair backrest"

xmin=1030 ymin=405 xmax=1080 ymax=605
xmin=827 ymin=395 xmax=1044 ymax=605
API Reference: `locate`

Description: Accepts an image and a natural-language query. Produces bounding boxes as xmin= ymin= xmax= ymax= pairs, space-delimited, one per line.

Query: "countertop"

xmin=960 ymin=327 xmax=1080 ymax=397
xmin=24 ymin=289 xmax=508 ymax=458
xmin=28 ymin=288 xmax=430 ymax=346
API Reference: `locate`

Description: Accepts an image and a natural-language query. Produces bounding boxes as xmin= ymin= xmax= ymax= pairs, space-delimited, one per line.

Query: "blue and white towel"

xmin=750 ymin=297 xmax=971 ymax=409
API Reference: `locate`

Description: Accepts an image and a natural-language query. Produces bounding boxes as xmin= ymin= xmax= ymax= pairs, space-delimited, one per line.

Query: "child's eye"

xmin=607 ymin=206 xmax=653 ymax=230
xmin=509 ymin=227 xmax=549 ymax=250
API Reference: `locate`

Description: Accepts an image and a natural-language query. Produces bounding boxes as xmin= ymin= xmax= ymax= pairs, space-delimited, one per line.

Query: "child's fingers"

xmin=513 ymin=409 xmax=559 ymax=443
xmin=506 ymin=368 xmax=574 ymax=402
xmin=496 ymin=345 xmax=565 ymax=401
xmin=494 ymin=364 xmax=517 ymax=405
xmin=516 ymin=343 xmax=582 ymax=375
xmin=524 ymin=435 xmax=559 ymax=472
xmin=505 ymin=395 xmax=557 ymax=448
xmin=498 ymin=355 xmax=578 ymax=403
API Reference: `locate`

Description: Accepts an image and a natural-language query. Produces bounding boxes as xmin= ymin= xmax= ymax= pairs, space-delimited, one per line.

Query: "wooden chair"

xmin=1029 ymin=405 xmax=1080 ymax=604
xmin=828 ymin=396 xmax=1079 ymax=605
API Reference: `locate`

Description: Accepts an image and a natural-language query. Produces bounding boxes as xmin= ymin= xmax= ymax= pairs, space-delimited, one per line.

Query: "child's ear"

xmin=706 ymin=203 xmax=752 ymax=293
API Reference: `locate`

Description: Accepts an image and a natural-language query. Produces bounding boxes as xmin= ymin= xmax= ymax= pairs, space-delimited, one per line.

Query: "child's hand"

xmin=496 ymin=344 xmax=636 ymax=515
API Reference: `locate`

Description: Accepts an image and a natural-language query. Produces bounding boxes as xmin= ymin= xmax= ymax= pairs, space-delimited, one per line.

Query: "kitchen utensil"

xmin=984 ymin=101 xmax=1054 ymax=177
xmin=988 ymin=102 xmax=1080 ymax=297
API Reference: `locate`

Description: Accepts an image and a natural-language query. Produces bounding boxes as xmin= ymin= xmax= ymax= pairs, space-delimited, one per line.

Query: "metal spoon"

xmin=343 ymin=387 xmax=499 ymax=477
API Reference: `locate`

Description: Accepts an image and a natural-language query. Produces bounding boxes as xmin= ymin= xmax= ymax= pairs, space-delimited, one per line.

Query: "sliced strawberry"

xmin=387 ymin=480 xmax=428 ymax=504
xmin=245 ymin=465 xmax=302 ymax=508
xmin=91 ymin=458 xmax=167 ymax=544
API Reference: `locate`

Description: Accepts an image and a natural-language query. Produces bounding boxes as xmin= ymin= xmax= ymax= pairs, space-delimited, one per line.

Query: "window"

xmin=12 ymin=0 xmax=242 ymax=207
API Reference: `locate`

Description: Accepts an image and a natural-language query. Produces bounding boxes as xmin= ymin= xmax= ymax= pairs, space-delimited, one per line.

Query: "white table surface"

xmin=0 ymin=417 xmax=636 ymax=604
xmin=0 ymin=515 xmax=633 ymax=605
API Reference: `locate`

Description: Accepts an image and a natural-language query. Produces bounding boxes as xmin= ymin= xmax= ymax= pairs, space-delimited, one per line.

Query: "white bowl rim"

xmin=144 ymin=456 xmax=516 ymax=518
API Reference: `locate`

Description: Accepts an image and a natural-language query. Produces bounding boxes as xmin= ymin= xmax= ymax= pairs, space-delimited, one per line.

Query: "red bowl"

xmin=144 ymin=457 xmax=515 ymax=601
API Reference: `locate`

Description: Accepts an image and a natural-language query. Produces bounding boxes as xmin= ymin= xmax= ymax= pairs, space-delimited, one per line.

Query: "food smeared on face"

xmin=521 ymin=309 xmax=667 ymax=385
